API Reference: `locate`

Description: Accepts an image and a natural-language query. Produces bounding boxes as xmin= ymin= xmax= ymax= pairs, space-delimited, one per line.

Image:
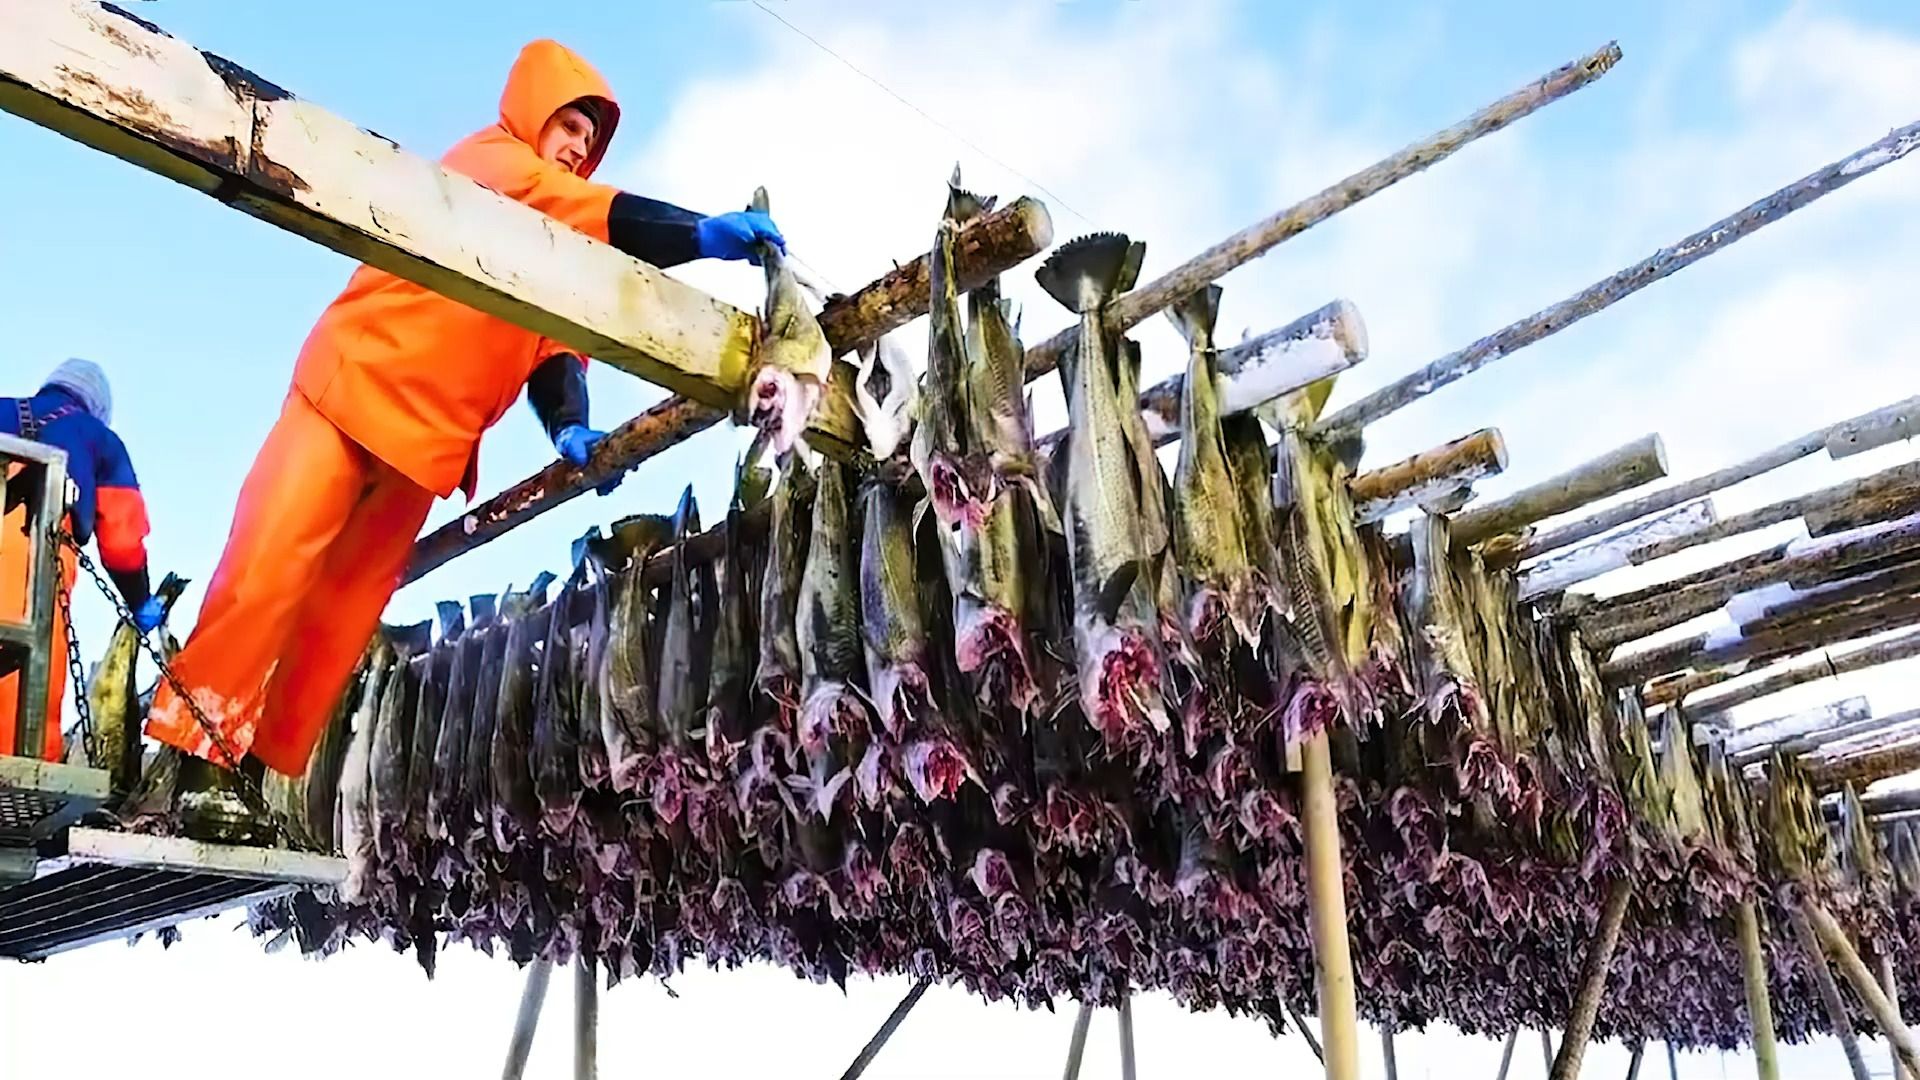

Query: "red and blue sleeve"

xmin=93 ymin=430 xmax=151 ymax=576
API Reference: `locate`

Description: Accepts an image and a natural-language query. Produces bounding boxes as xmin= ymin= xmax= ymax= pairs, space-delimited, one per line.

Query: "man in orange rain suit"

xmin=2 ymin=360 xmax=167 ymax=761
xmin=145 ymin=39 xmax=784 ymax=810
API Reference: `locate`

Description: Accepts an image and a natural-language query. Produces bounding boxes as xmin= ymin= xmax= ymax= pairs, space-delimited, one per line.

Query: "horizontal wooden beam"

xmin=1449 ymin=434 xmax=1668 ymax=547
xmin=1632 ymin=461 xmax=1920 ymax=564
xmin=403 ymin=197 xmax=1054 ymax=585
xmin=1523 ymin=395 xmax=1920 ymax=559
xmin=1317 ymin=123 xmax=1920 ymax=437
xmin=1349 ymin=429 xmax=1509 ymax=523
xmin=1772 ymin=706 xmax=1920 ymax=765
xmin=1650 ymin=624 xmax=1920 ymax=712
xmin=1606 ymin=595 xmax=1920 ymax=685
xmin=1020 ymin=42 xmax=1625 ymax=386
xmin=1517 ymin=499 xmax=1716 ymax=599
xmin=1715 ymin=696 xmax=1872 ymax=758
xmin=1138 ymin=300 xmax=1368 ymax=446
xmin=1809 ymin=737 xmax=1920 ymax=792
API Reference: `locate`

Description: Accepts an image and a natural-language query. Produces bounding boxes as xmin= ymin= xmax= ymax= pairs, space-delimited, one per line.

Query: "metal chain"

xmin=54 ymin=528 xmax=313 ymax=851
xmin=54 ymin=579 xmax=98 ymax=765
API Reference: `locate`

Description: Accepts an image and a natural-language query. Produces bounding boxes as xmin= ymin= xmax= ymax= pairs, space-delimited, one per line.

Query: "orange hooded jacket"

xmin=291 ymin=39 xmax=624 ymax=500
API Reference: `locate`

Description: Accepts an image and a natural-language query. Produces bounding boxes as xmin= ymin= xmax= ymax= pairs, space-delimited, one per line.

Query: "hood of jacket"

xmin=497 ymin=39 xmax=620 ymax=179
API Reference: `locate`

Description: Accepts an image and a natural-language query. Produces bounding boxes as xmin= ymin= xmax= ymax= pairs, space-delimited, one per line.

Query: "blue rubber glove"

xmin=695 ymin=210 xmax=786 ymax=265
xmin=132 ymin=596 xmax=165 ymax=635
xmin=555 ymin=424 xmax=626 ymax=496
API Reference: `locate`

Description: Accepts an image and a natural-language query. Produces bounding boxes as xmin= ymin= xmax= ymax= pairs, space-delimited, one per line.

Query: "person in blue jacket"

xmin=1 ymin=359 xmax=165 ymax=760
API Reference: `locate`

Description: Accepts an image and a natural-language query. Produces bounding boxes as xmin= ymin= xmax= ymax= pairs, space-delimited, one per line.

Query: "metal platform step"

xmin=0 ymin=828 xmax=346 ymax=961
xmin=0 ymin=754 xmax=108 ymax=847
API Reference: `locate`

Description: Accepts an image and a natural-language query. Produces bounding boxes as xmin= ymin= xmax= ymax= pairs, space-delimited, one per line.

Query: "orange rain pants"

xmin=0 ymin=477 xmax=75 ymax=762
xmin=145 ymin=392 xmax=433 ymax=774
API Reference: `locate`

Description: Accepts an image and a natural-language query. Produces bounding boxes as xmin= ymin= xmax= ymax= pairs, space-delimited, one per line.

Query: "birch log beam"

xmin=1802 ymin=897 xmax=1920 ymax=1078
xmin=1061 ymin=1002 xmax=1094 ymax=1080
xmin=1316 ymin=123 xmax=1920 ymax=436
xmin=1718 ymin=696 xmax=1873 ymax=758
xmin=1632 ymin=462 xmax=1920 ymax=564
xmin=1735 ymin=900 xmax=1781 ymax=1080
xmin=1519 ymin=500 xmax=1717 ymax=598
xmin=1548 ymin=878 xmax=1632 ymax=1080
xmin=1450 ymin=434 xmax=1669 ymax=547
xmin=1349 ymin=429 xmax=1509 ymax=522
xmin=1020 ymin=42 xmax=1625 ymax=385
xmin=1649 ymin=625 xmax=1920 ymax=712
xmin=1524 ymin=395 xmax=1920 ymax=558
xmin=1604 ymin=593 xmax=1920 ymax=685
xmin=1808 ymin=737 xmax=1920 ymax=791
xmin=1775 ymin=706 xmax=1920 ymax=762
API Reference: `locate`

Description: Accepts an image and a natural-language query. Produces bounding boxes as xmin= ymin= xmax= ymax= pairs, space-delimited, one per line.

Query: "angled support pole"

xmin=502 ymin=958 xmax=555 ymax=1080
xmin=1062 ymin=1001 xmax=1094 ymax=1080
xmin=1802 ymin=896 xmax=1920 ymax=1079
xmin=1302 ymin=731 xmax=1360 ymax=1080
xmin=1284 ymin=997 xmax=1326 ymax=1063
xmin=1785 ymin=899 xmax=1871 ymax=1080
xmin=1118 ymin=995 xmax=1138 ymax=1080
xmin=1492 ymin=1029 xmax=1519 ymax=1080
xmin=1735 ymin=900 xmax=1781 ymax=1080
xmin=1549 ymin=878 xmax=1633 ymax=1080
xmin=574 ymin=955 xmax=599 ymax=1080
xmin=1624 ymin=1043 xmax=1646 ymax=1080
xmin=838 ymin=976 xmax=933 ymax=1080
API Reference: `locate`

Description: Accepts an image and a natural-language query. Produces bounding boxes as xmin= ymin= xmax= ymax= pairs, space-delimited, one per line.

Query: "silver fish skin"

xmin=600 ymin=516 xmax=671 ymax=793
xmin=757 ymin=454 xmax=813 ymax=726
xmin=371 ymin=622 xmax=429 ymax=878
xmin=911 ymin=171 xmax=999 ymax=534
xmin=1035 ymin=232 xmax=1169 ymax=745
xmin=796 ymin=457 xmax=869 ymax=815
xmin=340 ymin=634 xmax=396 ymax=904
xmin=858 ymin=475 xmax=932 ymax=744
xmin=651 ymin=486 xmax=716 ymax=826
xmin=1169 ymin=285 xmax=1264 ymax=647
xmin=490 ymin=578 xmax=552 ymax=853
xmin=743 ymin=187 xmax=830 ymax=455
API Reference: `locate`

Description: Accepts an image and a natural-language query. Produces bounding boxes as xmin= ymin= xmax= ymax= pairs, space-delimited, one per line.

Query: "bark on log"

xmin=1633 ymin=462 xmax=1920 ymax=564
xmin=1547 ymin=877 xmax=1632 ymax=1080
xmin=1807 ymin=715 xmax=1920 ymax=763
xmin=1779 ymin=707 xmax=1920 ymax=763
xmin=1349 ymin=429 xmax=1509 ymax=523
xmin=1575 ymin=542 xmax=1795 ymax=624
xmin=1802 ymin=897 xmax=1920 ymax=1078
xmin=1717 ymin=696 xmax=1872 ymax=758
xmin=405 ymin=199 xmax=1053 ymax=585
xmin=1651 ymin=625 xmax=1920 ymax=714
xmin=1735 ymin=900 xmax=1781 ymax=1080
xmin=1809 ymin=737 xmax=1920 ymax=791
xmin=1829 ymin=397 xmax=1920 ymax=460
xmin=1519 ymin=500 xmax=1716 ymax=599
xmin=1581 ymin=517 xmax=1920 ymax=650
xmin=1450 ymin=434 xmax=1668 ymax=547
xmin=1603 ymin=594 xmax=1920 ymax=684
xmin=1738 ymin=561 xmax=1920 ymax=639
xmin=1023 ymin=43 xmax=1625 ymax=387
xmin=1642 ymin=669 xmax=1739 ymax=707
xmin=1317 ymin=123 xmax=1920 ymax=436
xmin=1524 ymin=395 xmax=1920 ymax=559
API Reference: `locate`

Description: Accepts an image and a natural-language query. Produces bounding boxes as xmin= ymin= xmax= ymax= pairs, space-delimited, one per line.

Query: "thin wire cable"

xmin=750 ymin=0 xmax=1100 ymax=229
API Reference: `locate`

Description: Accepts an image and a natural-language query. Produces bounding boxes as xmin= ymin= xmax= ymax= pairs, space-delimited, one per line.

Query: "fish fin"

xmin=945 ymin=164 xmax=995 ymax=224
xmin=1034 ymin=233 xmax=1138 ymax=314
xmin=469 ymin=593 xmax=498 ymax=623
xmin=749 ymin=186 xmax=770 ymax=215
xmin=392 ymin=618 xmax=434 ymax=656
xmin=1004 ymin=299 xmax=1021 ymax=340
xmin=610 ymin=513 xmax=678 ymax=567
xmin=527 ymin=570 xmax=559 ymax=605
xmin=1165 ymin=285 xmax=1223 ymax=350
xmin=1096 ymin=561 xmax=1143 ymax=623
xmin=435 ymin=600 xmax=466 ymax=641
xmin=1116 ymin=241 xmax=1148 ymax=295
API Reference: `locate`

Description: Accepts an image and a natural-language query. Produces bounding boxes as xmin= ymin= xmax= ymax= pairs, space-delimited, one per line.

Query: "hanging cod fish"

xmin=794 ymin=457 xmax=869 ymax=818
xmin=1035 ymin=232 xmax=1170 ymax=747
xmin=911 ymin=169 xmax=999 ymax=535
xmin=743 ymin=186 xmax=831 ymax=456
xmin=652 ymin=486 xmax=717 ymax=829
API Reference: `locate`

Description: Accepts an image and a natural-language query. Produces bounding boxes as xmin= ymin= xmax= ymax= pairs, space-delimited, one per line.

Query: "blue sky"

xmin=6 ymin=1 xmax=1920 ymax=1076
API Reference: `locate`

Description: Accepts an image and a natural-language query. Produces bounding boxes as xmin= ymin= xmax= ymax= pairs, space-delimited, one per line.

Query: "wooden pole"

xmin=1785 ymin=901 xmax=1872 ymax=1080
xmin=1541 ymin=1030 xmax=1555 ymax=1074
xmin=1492 ymin=1029 xmax=1519 ymax=1080
xmin=1317 ymin=122 xmax=1920 ymax=436
xmin=1302 ymin=730 xmax=1361 ymax=1080
xmin=1118 ymin=995 xmax=1138 ymax=1080
xmin=1062 ymin=1002 xmax=1094 ymax=1080
xmin=573 ymin=955 xmax=598 ymax=1080
xmin=1519 ymin=500 xmax=1717 ymax=598
xmin=1624 ymin=1043 xmax=1646 ymax=1080
xmin=1603 ymin=595 xmax=1920 ymax=686
xmin=1382 ymin=1027 xmax=1399 ymax=1080
xmin=1523 ymin=395 xmax=1920 ymax=559
xmin=1285 ymin=997 xmax=1327 ymax=1063
xmin=404 ymin=197 xmax=1053 ymax=585
xmin=502 ymin=959 xmax=554 ymax=1080
xmin=1650 ymin=625 xmax=1920 ymax=712
xmin=1881 ymin=952 xmax=1916 ymax=1080
xmin=1349 ymin=429 xmax=1510 ymax=523
xmin=838 ymin=977 xmax=932 ymax=1080
xmin=1802 ymin=897 xmax=1920 ymax=1078
xmin=1771 ymin=706 xmax=1920 ymax=763
xmin=1632 ymin=462 xmax=1920 ymax=565
xmin=1734 ymin=901 xmax=1781 ymax=1080
xmin=1665 ymin=1043 xmax=1678 ymax=1080
xmin=1450 ymin=435 xmax=1669 ymax=547
xmin=1022 ymin=43 xmax=1624 ymax=386
xmin=1723 ymin=697 xmax=1873 ymax=761
xmin=1808 ymin=737 xmax=1920 ymax=791
xmin=1549 ymin=878 xmax=1633 ymax=1080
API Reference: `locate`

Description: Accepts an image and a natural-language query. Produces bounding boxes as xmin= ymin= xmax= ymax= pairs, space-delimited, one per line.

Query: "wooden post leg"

xmin=1784 ymin=900 xmax=1872 ymax=1080
xmin=502 ymin=959 xmax=554 ymax=1080
xmin=1061 ymin=1001 xmax=1094 ymax=1080
xmin=1284 ymin=997 xmax=1325 ymax=1063
xmin=1665 ymin=1043 xmax=1678 ymax=1080
xmin=1624 ymin=1043 xmax=1646 ymax=1080
xmin=1118 ymin=995 xmax=1138 ymax=1080
xmin=1382 ymin=1027 xmax=1399 ymax=1080
xmin=1881 ymin=952 xmax=1916 ymax=1080
xmin=1492 ymin=1030 xmax=1519 ymax=1080
xmin=1541 ymin=1031 xmax=1555 ymax=1074
xmin=1301 ymin=730 xmax=1360 ymax=1080
xmin=1734 ymin=901 xmax=1781 ymax=1080
xmin=1802 ymin=897 xmax=1920 ymax=1079
xmin=1550 ymin=878 xmax=1633 ymax=1080
xmin=838 ymin=977 xmax=932 ymax=1080
xmin=573 ymin=955 xmax=598 ymax=1080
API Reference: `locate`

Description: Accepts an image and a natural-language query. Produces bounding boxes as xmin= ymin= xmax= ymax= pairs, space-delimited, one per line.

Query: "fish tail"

xmin=945 ymin=163 xmax=997 ymax=224
xmin=1166 ymin=285 xmax=1222 ymax=351
xmin=749 ymin=186 xmax=771 ymax=215
xmin=1034 ymin=233 xmax=1141 ymax=314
